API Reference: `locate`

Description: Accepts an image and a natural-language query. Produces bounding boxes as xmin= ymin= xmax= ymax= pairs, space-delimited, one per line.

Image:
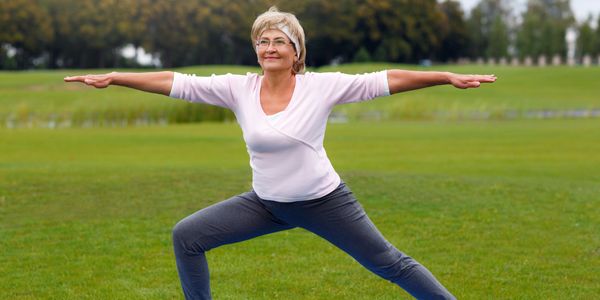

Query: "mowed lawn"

xmin=1 ymin=120 xmax=599 ymax=299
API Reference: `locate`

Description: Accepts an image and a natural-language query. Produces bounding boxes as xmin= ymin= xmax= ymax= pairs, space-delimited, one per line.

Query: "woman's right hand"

xmin=64 ymin=72 xmax=116 ymax=88
xmin=64 ymin=71 xmax=173 ymax=95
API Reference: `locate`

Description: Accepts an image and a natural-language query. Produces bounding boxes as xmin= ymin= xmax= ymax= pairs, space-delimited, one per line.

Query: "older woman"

xmin=65 ymin=6 xmax=495 ymax=300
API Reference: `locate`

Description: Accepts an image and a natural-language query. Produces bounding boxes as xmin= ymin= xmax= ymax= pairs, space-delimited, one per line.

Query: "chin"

xmin=262 ymin=64 xmax=292 ymax=73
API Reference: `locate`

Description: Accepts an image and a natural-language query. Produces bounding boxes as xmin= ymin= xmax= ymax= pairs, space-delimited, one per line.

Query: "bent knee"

xmin=172 ymin=219 xmax=206 ymax=254
xmin=172 ymin=219 xmax=188 ymax=245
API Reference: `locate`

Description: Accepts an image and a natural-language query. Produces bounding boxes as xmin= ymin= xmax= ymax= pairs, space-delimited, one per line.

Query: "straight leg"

xmin=172 ymin=191 xmax=293 ymax=300
xmin=261 ymin=183 xmax=456 ymax=299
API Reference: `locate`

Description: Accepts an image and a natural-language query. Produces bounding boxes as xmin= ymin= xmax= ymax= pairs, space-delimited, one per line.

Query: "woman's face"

xmin=256 ymin=29 xmax=297 ymax=74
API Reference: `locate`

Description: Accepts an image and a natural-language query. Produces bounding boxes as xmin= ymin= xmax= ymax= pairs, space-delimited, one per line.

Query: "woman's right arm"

xmin=64 ymin=71 xmax=174 ymax=96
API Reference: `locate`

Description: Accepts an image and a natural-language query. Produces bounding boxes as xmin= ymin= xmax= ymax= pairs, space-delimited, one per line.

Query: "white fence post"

xmin=537 ymin=55 xmax=547 ymax=67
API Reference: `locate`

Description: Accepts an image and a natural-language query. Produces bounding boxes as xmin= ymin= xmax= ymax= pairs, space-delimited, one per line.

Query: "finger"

xmin=481 ymin=76 xmax=497 ymax=83
xmin=465 ymin=81 xmax=481 ymax=88
xmin=469 ymin=75 xmax=496 ymax=83
xmin=64 ymin=76 xmax=85 ymax=82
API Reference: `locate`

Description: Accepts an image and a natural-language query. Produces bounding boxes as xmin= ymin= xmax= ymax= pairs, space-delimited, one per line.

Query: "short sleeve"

xmin=169 ymin=72 xmax=239 ymax=110
xmin=315 ymin=71 xmax=390 ymax=106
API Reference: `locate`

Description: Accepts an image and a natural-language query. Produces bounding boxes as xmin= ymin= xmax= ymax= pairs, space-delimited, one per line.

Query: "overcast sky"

xmin=457 ymin=0 xmax=600 ymax=22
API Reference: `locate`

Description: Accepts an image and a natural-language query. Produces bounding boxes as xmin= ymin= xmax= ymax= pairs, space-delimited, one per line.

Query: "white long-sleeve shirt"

xmin=170 ymin=71 xmax=389 ymax=202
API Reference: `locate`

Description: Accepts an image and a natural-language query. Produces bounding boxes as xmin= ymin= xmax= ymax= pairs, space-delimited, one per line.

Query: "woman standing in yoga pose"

xmin=65 ymin=6 xmax=495 ymax=300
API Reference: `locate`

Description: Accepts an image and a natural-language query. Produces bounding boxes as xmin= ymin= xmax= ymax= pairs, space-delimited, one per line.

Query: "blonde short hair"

xmin=251 ymin=6 xmax=306 ymax=74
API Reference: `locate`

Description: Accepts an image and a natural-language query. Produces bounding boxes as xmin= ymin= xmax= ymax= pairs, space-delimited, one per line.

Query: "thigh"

xmin=173 ymin=191 xmax=294 ymax=253
xmin=293 ymin=186 xmax=396 ymax=266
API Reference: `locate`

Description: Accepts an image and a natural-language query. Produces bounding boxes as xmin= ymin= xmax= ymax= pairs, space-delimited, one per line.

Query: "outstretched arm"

xmin=387 ymin=70 xmax=496 ymax=94
xmin=64 ymin=71 xmax=174 ymax=96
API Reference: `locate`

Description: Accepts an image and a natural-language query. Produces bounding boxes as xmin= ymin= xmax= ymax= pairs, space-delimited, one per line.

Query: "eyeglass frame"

xmin=255 ymin=38 xmax=295 ymax=50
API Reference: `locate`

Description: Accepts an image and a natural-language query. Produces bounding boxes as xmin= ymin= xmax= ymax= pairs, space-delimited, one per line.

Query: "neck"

xmin=262 ymin=70 xmax=295 ymax=91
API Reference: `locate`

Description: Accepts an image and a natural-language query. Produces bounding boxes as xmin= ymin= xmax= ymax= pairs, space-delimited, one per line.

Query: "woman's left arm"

xmin=387 ymin=70 xmax=496 ymax=94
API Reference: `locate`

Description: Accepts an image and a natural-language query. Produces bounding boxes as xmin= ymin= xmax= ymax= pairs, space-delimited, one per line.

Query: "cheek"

xmin=256 ymin=50 xmax=264 ymax=65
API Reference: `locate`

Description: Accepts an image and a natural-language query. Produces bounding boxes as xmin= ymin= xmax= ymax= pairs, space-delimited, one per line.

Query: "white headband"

xmin=278 ymin=25 xmax=300 ymax=58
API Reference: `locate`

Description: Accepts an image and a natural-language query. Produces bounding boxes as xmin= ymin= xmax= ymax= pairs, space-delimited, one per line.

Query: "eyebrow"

xmin=259 ymin=37 xmax=287 ymax=41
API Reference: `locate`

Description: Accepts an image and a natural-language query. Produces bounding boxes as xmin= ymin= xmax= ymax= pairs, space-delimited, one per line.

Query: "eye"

xmin=273 ymin=40 xmax=287 ymax=47
xmin=258 ymin=40 xmax=270 ymax=46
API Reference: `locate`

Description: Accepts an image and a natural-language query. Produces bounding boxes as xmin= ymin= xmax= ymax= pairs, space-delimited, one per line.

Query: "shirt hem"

xmin=254 ymin=176 xmax=341 ymax=202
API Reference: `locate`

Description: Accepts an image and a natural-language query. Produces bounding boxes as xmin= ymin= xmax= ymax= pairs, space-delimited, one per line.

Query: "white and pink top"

xmin=170 ymin=71 xmax=389 ymax=202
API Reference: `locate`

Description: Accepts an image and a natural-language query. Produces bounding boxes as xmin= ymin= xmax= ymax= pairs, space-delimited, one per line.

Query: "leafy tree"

xmin=594 ymin=16 xmax=600 ymax=56
xmin=373 ymin=44 xmax=388 ymax=62
xmin=42 ymin=0 xmax=132 ymax=68
xmin=398 ymin=0 xmax=445 ymax=62
xmin=281 ymin=0 xmax=359 ymax=66
xmin=516 ymin=0 xmax=574 ymax=59
xmin=466 ymin=0 xmax=512 ymax=59
xmin=353 ymin=47 xmax=371 ymax=62
xmin=279 ymin=0 xmax=444 ymax=64
xmin=0 ymin=0 xmax=474 ymax=69
xmin=353 ymin=0 xmax=444 ymax=63
xmin=144 ymin=0 xmax=211 ymax=67
xmin=576 ymin=16 xmax=595 ymax=58
xmin=438 ymin=0 xmax=470 ymax=61
xmin=189 ymin=0 xmax=259 ymax=65
xmin=466 ymin=6 xmax=486 ymax=59
xmin=487 ymin=15 xmax=509 ymax=59
xmin=120 ymin=0 xmax=153 ymax=65
xmin=0 ymin=0 xmax=53 ymax=68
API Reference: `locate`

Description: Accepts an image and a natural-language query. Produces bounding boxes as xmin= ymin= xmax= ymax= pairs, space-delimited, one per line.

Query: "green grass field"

xmin=1 ymin=65 xmax=599 ymax=298
xmin=2 ymin=64 xmax=600 ymax=127
xmin=1 ymin=120 xmax=599 ymax=299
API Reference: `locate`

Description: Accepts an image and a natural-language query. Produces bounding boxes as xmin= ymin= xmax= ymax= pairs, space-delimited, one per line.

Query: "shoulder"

xmin=215 ymin=72 xmax=259 ymax=82
xmin=242 ymin=72 xmax=261 ymax=88
xmin=303 ymin=71 xmax=344 ymax=79
xmin=244 ymin=72 xmax=261 ymax=82
xmin=298 ymin=71 xmax=346 ymax=87
xmin=199 ymin=72 xmax=260 ymax=81
xmin=303 ymin=71 xmax=384 ymax=82
xmin=208 ymin=72 xmax=260 ymax=88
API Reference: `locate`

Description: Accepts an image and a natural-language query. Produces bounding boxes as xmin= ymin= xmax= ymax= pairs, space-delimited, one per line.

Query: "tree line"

xmin=1 ymin=0 xmax=599 ymax=69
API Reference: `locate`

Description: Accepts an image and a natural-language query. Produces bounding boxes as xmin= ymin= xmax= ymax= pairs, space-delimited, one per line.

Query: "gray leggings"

xmin=172 ymin=182 xmax=455 ymax=299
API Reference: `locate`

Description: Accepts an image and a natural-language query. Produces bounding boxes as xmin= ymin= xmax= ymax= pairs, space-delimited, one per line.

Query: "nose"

xmin=266 ymin=42 xmax=277 ymax=52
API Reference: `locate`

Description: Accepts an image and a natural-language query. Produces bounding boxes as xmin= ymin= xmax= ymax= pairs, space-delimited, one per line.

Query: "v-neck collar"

xmin=257 ymin=75 xmax=299 ymax=119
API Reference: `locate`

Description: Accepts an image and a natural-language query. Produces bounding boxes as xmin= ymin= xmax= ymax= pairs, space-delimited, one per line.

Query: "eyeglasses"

xmin=256 ymin=38 xmax=294 ymax=49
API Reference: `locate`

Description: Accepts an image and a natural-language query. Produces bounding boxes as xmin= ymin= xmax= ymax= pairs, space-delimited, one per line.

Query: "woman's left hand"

xmin=448 ymin=74 xmax=497 ymax=89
